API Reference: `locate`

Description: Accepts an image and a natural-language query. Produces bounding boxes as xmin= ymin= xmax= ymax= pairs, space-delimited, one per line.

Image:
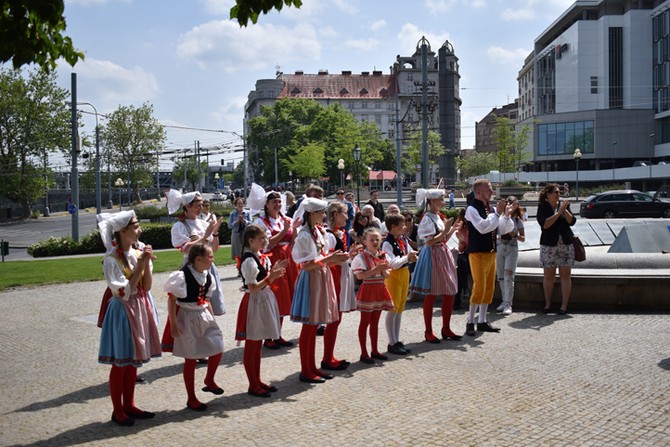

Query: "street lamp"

xmin=573 ymin=148 xmax=582 ymax=202
xmin=115 ymin=177 xmax=124 ymax=210
xmin=68 ymin=101 xmax=102 ymax=214
xmin=214 ymin=172 xmax=220 ymax=191
xmin=352 ymin=143 xmax=362 ymax=207
xmin=337 ymin=158 xmax=345 ymax=188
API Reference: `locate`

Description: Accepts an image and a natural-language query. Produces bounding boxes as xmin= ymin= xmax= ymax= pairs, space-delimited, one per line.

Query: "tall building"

xmin=518 ymin=0 xmax=667 ymax=173
xmin=243 ymin=38 xmax=461 ymax=186
xmin=475 ymin=101 xmax=519 ymax=154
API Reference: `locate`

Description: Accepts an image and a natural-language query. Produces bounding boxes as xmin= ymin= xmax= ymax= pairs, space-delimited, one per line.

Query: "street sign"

xmin=68 ymin=203 xmax=77 ymax=215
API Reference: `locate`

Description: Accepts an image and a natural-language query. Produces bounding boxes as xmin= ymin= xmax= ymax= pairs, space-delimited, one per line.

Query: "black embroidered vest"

xmin=467 ymin=199 xmax=497 ymax=253
xmin=179 ymin=265 xmax=212 ymax=303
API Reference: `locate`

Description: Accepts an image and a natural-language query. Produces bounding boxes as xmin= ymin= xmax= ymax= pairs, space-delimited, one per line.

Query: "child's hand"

xmin=408 ymin=251 xmax=418 ymax=263
xmin=274 ymin=259 xmax=288 ymax=269
xmin=330 ymin=251 xmax=350 ymax=264
xmin=269 ymin=266 xmax=286 ymax=281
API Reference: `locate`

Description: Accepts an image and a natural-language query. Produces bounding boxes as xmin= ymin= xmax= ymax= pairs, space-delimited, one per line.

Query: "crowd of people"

xmin=95 ymin=180 xmax=577 ymax=425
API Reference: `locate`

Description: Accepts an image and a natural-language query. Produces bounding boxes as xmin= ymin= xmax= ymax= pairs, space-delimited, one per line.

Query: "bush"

xmin=139 ymin=223 xmax=173 ymax=249
xmin=28 ymin=237 xmax=79 ymax=257
xmin=31 ymin=210 xmax=41 ymax=219
xmin=78 ymin=230 xmax=105 ymax=253
xmin=134 ymin=205 xmax=169 ymax=222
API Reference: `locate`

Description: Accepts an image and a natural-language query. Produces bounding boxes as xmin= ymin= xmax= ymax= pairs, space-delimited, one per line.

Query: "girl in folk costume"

xmin=409 ymin=189 xmax=462 ymax=344
xmin=382 ymin=213 xmax=418 ymax=356
xmin=290 ymin=198 xmax=350 ymax=383
xmin=321 ymin=201 xmax=362 ymax=371
xmin=163 ymin=243 xmax=225 ymax=412
xmin=163 ymin=190 xmax=225 ymax=352
xmin=235 ymin=224 xmax=287 ymax=397
xmin=97 ymin=211 xmax=161 ymax=427
xmin=250 ymin=185 xmax=300 ymax=349
xmin=351 ymin=227 xmax=395 ymax=364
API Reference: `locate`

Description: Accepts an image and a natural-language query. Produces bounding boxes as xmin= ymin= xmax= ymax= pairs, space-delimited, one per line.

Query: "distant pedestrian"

xmin=496 ymin=196 xmax=525 ymax=316
xmin=365 ymin=189 xmax=385 ymax=221
xmin=228 ymin=197 xmax=250 ymax=261
xmin=449 ymin=189 xmax=455 ymax=209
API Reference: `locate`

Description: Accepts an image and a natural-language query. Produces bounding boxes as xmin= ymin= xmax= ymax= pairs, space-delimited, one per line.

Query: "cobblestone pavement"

xmin=0 ymin=265 xmax=668 ymax=447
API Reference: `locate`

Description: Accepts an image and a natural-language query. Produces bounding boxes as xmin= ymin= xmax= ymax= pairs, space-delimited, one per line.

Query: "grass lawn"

xmin=0 ymin=247 xmax=234 ymax=292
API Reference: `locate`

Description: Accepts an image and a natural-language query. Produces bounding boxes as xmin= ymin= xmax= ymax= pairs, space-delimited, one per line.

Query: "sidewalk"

xmin=0 ymin=265 xmax=669 ymax=446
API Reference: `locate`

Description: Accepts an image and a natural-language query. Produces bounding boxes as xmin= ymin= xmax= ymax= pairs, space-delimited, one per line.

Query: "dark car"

xmin=580 ymin=190 xmax=670 ymax=219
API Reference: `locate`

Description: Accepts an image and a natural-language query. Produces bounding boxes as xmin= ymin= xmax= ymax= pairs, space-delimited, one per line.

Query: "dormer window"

xmin=290 ymin=87 xmax=301 ymax=95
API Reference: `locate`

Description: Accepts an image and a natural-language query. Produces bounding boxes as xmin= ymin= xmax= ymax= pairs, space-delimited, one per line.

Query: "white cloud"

xmin=64 ymin=58 xmax=160 ymax=107
xmin=370 ymin=20 xmax=387 ymax=32
xmin=319 ymin=25 xmax=338 ymax=38
xmin=65 ymin=0 xmax=129 ymax=6
xmin=502 ymin=8 xmax=536 ymax=21
xmin=210 ymin=96 xmax=247 ymax=125
xmin=486 ymin=46 xmax=530 ymax=65
xmin=424 ymin=0 xmax=453 ymax=14
xmin=176 ymin=20 xmax=322 ymax=73
xmin=200 ymin=0 xmax=234 ymax=15
xmin=331 ymin=0 xmax=358 ymax=15
xmin=396 ymin=23 xmax=447 ymax=56
xmin=471 ymin=0 xmax=486 ymax=8
xmin=344 ymin=38 xmax=381 ymax=52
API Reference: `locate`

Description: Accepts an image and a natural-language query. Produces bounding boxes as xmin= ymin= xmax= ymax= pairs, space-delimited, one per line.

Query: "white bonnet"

xmin=97 ymin=210 xmax=137 ymax=252
xmin=166 ymin=189 xmax=202 ymax=215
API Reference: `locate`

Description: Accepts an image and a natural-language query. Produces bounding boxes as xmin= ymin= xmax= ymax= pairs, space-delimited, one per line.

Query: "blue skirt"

xmin=290 ymin=267 xmax=338 ymax=325
xmin=409 ymin=246 xmax=433 ymax=296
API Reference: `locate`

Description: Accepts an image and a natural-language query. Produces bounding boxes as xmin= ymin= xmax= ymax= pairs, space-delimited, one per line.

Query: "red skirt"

xmin=269 ymin=244 xmax=300 ymax=315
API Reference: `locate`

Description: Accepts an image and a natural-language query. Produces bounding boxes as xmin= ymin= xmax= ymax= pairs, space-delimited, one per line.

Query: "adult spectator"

xmin=345 ymin=191 xmax=359 ymax=213
xmin=360 ymin=204 xmax=382 ymax=228
xmin=228 ymin=197 xmax=250 ymax=261
xmin=366 ymin=189 xmax=385 ymax=221
xmin=454 ymin=208 xmax=470 ymax=310
xmin=464 ymin=179 xmax=515 ymax=336
xmin=495 ymin=196 xmax=525 ymax=316
xmin=449 ymin=189 xmax=455 ymax=209
xmin=335 ymin=189 xmax=355 ymax=232
xmin=400 ymin=209 xmax=419 ymax=251
xmin=537 ymin=183 xmax=576 ymax=315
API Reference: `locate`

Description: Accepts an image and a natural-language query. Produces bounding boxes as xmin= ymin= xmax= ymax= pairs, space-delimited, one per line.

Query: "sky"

xmin=52 ymin=0 xmax=576 ymax=172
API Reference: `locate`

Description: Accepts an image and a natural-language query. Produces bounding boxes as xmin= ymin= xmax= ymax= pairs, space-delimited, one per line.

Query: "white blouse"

xmin=417 ymin=212 xmax=444 ymax=242
xmin=292 ymin=226 xmax=326 ymax=264
xmin=171 ymin=218 xmax=213 ymax=255
xmin=163 ymin=265 xmax=217 ymax=299
xmin=103 ymin=249 xmax=152 ymax=300
xmin=240 ymin=251 xmax=271 ymax=286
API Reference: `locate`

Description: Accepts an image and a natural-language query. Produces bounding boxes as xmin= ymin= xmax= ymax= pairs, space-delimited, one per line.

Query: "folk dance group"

xmin=95 ymin=179 xmax=518 ymax=426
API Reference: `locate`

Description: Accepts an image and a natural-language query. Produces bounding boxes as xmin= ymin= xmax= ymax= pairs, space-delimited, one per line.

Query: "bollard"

xmin=1 ymin=239 xmax=8 ymax=262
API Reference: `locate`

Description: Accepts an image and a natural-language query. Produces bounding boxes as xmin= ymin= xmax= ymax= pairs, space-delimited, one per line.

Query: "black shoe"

xmin=196 ymin=358 xmax=208 ymax=364
xmin=299 ymin=374 xmax=326 ymax=384
xmin=397 ymin=342 xmax=411 ymax=353
xmin=186 ymin=402 xmax=208 ymax=412
xmin=263 ymin=340 xmax=280 ymax=350
xmin=558 ymin=308 xmax=568 ymax=315
xmin=135 ymin=375 xmax=145 ymax=383
xmin=441 ymin=329 xmax=463 ymax=341
xmin=275 ymin=338 xmax=294 ymax=347
xmin=111 ymin=413 xmax=135 ymax=426
xmin=321 ymin=361 xmax=348 ymax=371
xmin=542 ymin=307 xmax=551 ymax=314
xmin=201 ymin=386 xmax=224 ymax=395
xmin=359 ymin=355 xmax=375 ymax=364
xmin=371 ymin=352 xmax=388 ymax=361
xmin=248 ymin=389 xmax=271 ymax=398
xmin=127 ymin=410 xmax=155 ymax=419
xmin=262 ymin=385 xmax=278 ymax=392
xmin=316 ymin=325 xmax=325 ymax=336
xmin=477 ymin=322 xmax=501 ymax=333
xmin=465 ymin=323 xmax=476 ymax=336
xmin=388 ymin=343 xmax=408 ymax=355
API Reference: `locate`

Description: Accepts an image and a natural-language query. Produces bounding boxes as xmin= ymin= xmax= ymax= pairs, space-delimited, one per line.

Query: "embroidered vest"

xmin=467 ymin=199 xmax=497 ymax=253
xmin=179 ymin=265 xmax=212 ymax=303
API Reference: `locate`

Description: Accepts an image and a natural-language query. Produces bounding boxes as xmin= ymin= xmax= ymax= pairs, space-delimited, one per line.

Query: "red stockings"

xmin=109 ymin=364 xmax=141 ymax=421
xmin=298 ymin=324 xmax=319 ymax=379
xmin=322 ymin=311 xmax=343 ymax=365
xmin=358 ymin=311 xmax=381 ymax=357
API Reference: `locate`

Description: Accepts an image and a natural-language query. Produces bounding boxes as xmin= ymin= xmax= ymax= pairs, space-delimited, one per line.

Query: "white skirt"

xmin=173 ymin=302 xmax=224 ymax=359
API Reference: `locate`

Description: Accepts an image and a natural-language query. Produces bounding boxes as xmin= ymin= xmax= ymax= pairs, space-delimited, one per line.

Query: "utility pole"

xmin=420 ymin=37 xmax=430 ymax=188
xmin=196 ymin=140 xmax=201 ymax=192
xmin=394 ymin=74 xmax=403 ymax=206
xmin=70 ymin=73 xmax=79 ymax=242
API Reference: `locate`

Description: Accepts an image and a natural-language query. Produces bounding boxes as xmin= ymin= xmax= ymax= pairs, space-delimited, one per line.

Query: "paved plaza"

xmin=0 ymin=264 xmax=669 ymax=447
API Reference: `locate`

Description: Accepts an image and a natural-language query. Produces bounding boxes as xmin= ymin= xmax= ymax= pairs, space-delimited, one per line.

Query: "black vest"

xmin=467 ymin=199 xmax=497 ymax=253
xmin=240 ymin=251 xmax=267 ymax=290
xmin=178 ymin=265 xmax=212 ymax=303
xmin=384 ymin=233 xmax=408 ymax=268
xmin=327 ymin=229 xmax=345 ymax=251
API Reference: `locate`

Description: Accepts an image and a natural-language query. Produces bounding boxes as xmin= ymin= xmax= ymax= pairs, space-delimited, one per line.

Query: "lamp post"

xmin=214 ymin=172 xmax=220 ymax=192
xmin=115 ymin=178 xmax=124 ymax=210
xmin=68 ymin=101 xmax=102 ymax=214
xmin=337 ymin=158 xmax=345 ymax=188
xmin=352 ymin=143 xmax=362 ymax=207
xmin=573 ymin=148 xmax=582 ymax=202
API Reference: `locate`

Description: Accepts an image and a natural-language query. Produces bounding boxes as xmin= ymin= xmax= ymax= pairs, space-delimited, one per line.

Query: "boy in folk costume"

xmin=381 ymin=213 xmax=418 ymax=355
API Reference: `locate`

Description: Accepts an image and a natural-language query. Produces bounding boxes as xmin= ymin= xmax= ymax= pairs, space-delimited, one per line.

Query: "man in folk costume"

xmin=464 ymin=179 xmax=516 ymax=336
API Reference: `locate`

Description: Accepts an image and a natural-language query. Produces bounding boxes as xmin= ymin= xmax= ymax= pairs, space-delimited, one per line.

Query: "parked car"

xmin=580 ymin=190 xmax=670 ymax=218
xmin=212 ymin=192 xmax=225 ymax=202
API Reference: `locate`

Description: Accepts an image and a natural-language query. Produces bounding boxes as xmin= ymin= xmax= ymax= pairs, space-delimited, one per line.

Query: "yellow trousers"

xmin=468 ymin=252 xmax=496 ymax=305
xmin=385 ymin=268 xmax=410 ymax=313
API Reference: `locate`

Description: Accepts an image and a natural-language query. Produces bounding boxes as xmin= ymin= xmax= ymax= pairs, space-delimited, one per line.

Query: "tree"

xmin=457 ymin=151 xmax=496 ymax=179
xmin=285 ymin=141 xmax=325 ymax=181
xmin=1 ymin=0 xmax=84 ymax=71
xmin=0 ymin=67 xmax=70 ymax=211
xmin=491 ymin=117 xmax=532 ymax=173
xmin=403 ymin=130 xmax=445 ymax=182
xmin=230 ymin=0 xmax=302 ymax=26
xmin=247 ymin=98 xmax=389 ymax=187
xmin=100 ymin=103 xmax=166 ymax=203
xmin=172 ymin=156 xmax=208 ymax=193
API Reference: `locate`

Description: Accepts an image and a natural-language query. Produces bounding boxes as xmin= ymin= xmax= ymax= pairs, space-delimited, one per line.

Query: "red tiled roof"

xmin=368 ymin=170 xmax=396 ymax=180
xmin=279 ymin=73 xmax=395 ymax=99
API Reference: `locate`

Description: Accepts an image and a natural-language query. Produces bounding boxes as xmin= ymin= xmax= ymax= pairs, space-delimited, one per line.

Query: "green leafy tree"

xmin=172 ymin=156 xmax=208 ymax=193
xmin=247 ymin=98 xmax=389 ymax=187
xmin=285 ymin=142 xmax=325 ymax=182
xmin=1 ymin=0 xmax=84 ymax=71
xmin=457 ymin=151 xmax=496 ymax=178
xmin=0 ymin=67 xmax=70 ymax=211
xmin=100 ymin=103 xmax=166 ymax=204
xmin=403 ymin=130 xmax=445 ymax=182
xmin=230 ymin=0 xmax=302 ymax=26
xmin=491 ymin=116 xmax=532 ymax=173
